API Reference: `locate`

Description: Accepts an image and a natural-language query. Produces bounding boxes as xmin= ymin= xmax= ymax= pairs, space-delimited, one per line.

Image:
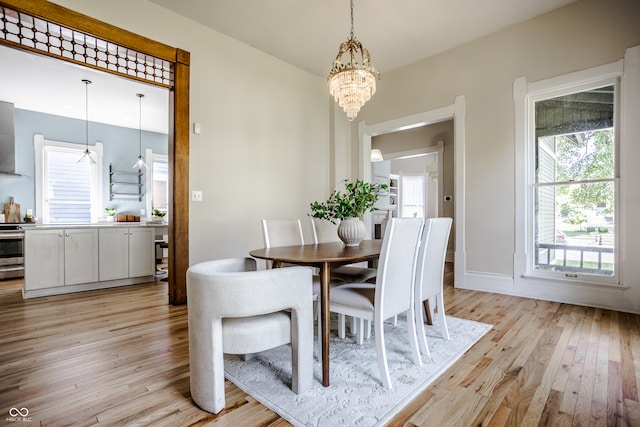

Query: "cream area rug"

xmin=224 ymin=315 xmax=492 ymax=426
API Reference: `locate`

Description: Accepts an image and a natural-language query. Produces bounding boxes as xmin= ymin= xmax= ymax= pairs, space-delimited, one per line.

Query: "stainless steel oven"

xmin=0 ymin=224 xmax=25 ymax=279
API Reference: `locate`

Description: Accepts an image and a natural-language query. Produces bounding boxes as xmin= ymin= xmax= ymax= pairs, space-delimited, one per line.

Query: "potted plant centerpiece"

xmin=310 ymin=179 xmax=387 ymax=246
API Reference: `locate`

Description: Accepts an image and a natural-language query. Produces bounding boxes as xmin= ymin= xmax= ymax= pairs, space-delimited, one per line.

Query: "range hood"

xmin=0 ymin=101 xmax=18 ymax=176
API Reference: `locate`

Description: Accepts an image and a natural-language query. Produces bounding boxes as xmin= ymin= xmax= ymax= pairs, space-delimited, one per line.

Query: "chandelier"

xmin=327 ymin=0 xmax=380 ymax=121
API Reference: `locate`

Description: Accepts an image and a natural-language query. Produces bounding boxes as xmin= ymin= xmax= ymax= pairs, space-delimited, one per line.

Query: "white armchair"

xmin=187 ymin=257 xmax=314 ymax=414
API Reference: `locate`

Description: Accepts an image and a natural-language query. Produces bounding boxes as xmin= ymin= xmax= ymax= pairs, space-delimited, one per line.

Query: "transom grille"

xmin=0 ymin=5 xmax=173 ymax=86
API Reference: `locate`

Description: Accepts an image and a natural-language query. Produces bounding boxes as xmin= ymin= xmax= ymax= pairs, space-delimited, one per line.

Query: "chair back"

xmin=310 ymin=217 xmax=341 ymax=244
xmin=416 ymin=218 xmax=452 ymax=301
xmin=262 ymin=218 xmax=304 ymax=248
xmin=375 ymin=218 xmax=424 ymax=319
xmin=187 ymin=257 xmax=313 ymax=319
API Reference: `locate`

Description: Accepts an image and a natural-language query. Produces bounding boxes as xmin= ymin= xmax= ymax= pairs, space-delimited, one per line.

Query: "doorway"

xmin=359 ymin=96 xmax=466 ymax=285
xmin=1 ymin=0 xmax=190 ymax=304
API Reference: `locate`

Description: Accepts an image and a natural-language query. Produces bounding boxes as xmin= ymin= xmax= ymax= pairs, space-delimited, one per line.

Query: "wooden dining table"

xmin=249 ymin=240 xmax=382 ymax=387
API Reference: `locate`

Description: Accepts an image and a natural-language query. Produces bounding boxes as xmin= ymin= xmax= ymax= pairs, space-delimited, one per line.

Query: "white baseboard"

xmin=459 ymin=271 xmax=640 ymax=315
xmin=22 ymin=276 xmax=156 ymax=299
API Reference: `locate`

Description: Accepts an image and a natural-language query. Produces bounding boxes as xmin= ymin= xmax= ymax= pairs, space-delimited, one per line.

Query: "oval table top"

xmin=249 ymin=240 xmax=382 ymax=265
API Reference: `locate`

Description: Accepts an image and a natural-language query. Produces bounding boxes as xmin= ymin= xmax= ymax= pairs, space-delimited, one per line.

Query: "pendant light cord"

xmin=83 ymin=79 xmax=91 ymax=152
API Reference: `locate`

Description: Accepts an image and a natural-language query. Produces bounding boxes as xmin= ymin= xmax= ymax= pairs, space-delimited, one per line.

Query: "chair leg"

xmin=415 ymin=297 xmax=431 ymax=358
xmin=437 ymin=293 xmax=450 ymax=340
xmin=364 ymin=319 xmax=371 ymax=340
xmin=407 ymin=306 xmax=422 ymax=366
xmin=314 ymin=300 xmax=323 ymax=360
xmin=291 ymin=305 xmax=313 ymax=394
xmin=338 ymin=314 xmax=346 ymax=339
xmin=375 ymin=320 xmax=392 ymax=389
xmin=356 ymin=318 xmax=365 ymax=345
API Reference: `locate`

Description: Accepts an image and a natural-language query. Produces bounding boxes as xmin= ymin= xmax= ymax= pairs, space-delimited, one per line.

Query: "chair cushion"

xmin=222 ymin=312 xmax=291 ymax=354
xmin=330 ymin=266 xmax=377 ymax=283
xmin=329 ymin=283 xmax=375 ymax=311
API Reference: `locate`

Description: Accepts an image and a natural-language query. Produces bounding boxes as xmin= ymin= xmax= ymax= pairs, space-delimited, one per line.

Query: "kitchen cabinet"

xmin=99 ymin=227 xmax=154 ymax=280
xmin=25 ymin=228 xmax=99 ymax=290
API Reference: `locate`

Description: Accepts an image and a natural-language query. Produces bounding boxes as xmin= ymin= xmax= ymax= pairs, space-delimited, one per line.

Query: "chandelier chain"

xmin=350 ymin=0 xmax=354 ymax=40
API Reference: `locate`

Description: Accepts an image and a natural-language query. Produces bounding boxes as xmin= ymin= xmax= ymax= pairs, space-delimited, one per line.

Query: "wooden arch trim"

xmin=1 ymin=0 xmax=190 ymax=304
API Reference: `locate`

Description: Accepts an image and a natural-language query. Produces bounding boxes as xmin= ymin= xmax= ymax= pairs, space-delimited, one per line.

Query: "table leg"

xmin=423 ymin=300 xmax=433 ymax=325
xmin=320 ymin=262 xmax=330 ymax=387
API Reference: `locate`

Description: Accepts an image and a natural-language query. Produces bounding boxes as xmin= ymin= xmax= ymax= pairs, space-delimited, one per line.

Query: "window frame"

xmin=34 ymin=134 xmax=103 ymax=224
xmin=515 ymin=61 xmax=623 ymax=287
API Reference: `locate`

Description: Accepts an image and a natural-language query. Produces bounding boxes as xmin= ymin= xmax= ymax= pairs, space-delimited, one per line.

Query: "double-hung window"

xmin=518 ymin=65 xmax=620 ymax=285
xmin=34 ymin=135 xmax=103 ymax=224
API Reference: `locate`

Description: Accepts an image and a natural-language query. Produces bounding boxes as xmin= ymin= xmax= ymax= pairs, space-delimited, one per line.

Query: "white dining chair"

xmin=414 ymin=217 xmax=453 ymax=358
xmin=310 ymin=217 xmax=378 ymax=282
xmin=261 ymin=218 xmax=343 ymax=357
xmin=187 ymin=257 xmax=314 ymax=414
xmin=329 ymin=217 xmax=424 ymax=389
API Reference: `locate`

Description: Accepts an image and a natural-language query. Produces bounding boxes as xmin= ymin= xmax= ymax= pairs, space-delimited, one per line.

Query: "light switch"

xmin=192 ymin=190 xmax=203 ymax=202
xmin=193 ymin=122 xmax=201 ymax=135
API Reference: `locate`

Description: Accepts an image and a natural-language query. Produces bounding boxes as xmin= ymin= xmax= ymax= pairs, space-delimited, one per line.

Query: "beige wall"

xmin=51 ymin=0 xmax=333 ymax=263
xmin=359 ymin=0 xmax=640 ymax=276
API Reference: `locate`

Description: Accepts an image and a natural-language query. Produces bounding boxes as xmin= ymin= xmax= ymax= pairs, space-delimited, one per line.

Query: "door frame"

xmin=1 ymin=0 xmax=190 ymax=304
xmin=359 ymin=96 xmax=466 ymax=286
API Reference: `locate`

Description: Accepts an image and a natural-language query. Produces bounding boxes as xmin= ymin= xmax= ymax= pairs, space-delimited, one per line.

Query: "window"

xmin=522 ymin=71 xmax=619 ymax=285
xmin=145 ymin=150 xmax=168 ymax=216
xmin=398 ymin=173 xmax=427 ymax=218
xmin=34 ymin=135 xmax=103 ymax=223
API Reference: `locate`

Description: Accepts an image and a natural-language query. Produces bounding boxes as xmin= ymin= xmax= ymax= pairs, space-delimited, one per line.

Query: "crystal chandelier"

xmin=327 ymin=0 xmax=380 ymax=121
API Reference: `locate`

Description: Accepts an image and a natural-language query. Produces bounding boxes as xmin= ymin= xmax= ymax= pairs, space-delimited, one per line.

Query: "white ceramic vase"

xmin=337 ymin=217 xmax=367 ymax=247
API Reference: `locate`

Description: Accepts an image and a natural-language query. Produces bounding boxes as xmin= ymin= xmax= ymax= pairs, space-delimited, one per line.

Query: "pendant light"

xmin=132 ymin=93 xmax=149 ymax=170
xmin=77 ymin=79 xmax=96 ymax=164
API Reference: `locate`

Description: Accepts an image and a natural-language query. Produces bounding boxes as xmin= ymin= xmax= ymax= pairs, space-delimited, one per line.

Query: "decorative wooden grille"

xmin=0 ymin=5 xmax=173 ymax=86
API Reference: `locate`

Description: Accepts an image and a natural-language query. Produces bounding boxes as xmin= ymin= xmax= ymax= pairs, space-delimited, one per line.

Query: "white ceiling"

xmin=0 ymin=45 xmax=169 ymax=134
xmin=149 ymin=0 xmax=577 ymax=76
xmin=0 ymin=0 xmax=576 ymax=133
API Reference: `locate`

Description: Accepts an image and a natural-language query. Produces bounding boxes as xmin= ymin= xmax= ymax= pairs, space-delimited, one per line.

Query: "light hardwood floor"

xmin=1 ymin=265 xmax=639 ymax=426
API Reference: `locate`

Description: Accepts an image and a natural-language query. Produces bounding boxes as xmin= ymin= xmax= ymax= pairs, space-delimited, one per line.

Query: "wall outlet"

xmin=192 ymin=190 xmax=203 ymax=202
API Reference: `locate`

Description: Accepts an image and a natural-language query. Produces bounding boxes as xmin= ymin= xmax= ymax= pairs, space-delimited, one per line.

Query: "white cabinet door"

xmin=64 ymin=228 xmax=99 ymax=285
xmin=128 ymin=228 xmax=155 ymax=278
xmin=24 ymin=229 xmax=65 ymax=290
xmin=98 ymin=228 xmax=130 ymax=281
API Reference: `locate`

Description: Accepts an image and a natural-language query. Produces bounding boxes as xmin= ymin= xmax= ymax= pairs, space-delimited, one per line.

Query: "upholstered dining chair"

xmin=329 ymin=217 xmax=424 ymax=389
xmin=310 ymin=217 xmax=378 ymax=282
xmin=261 ymin=218 xmax=343 ymax=357
xmin=187 ymin=257 xmax=314 ymax=414
xmin=414 ymin=217 xmax=453 ymax=358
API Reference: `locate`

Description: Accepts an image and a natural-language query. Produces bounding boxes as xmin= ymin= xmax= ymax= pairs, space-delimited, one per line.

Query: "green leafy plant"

xmin=104 ymin=208 xmax=116 ymax=216
xmin=309 ymin=179 xmax=387 ymax=224
xmin=153 ymin=208 xmax=167 ymax=218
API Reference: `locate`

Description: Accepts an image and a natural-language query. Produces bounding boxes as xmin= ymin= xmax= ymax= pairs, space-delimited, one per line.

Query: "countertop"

xmin=19 ymin=221 xmax=168 ymax=230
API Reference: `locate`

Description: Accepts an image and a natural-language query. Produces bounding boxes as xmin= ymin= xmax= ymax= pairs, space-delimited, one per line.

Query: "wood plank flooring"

xmin=1 ymin=265 xmax=639 ymax=426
